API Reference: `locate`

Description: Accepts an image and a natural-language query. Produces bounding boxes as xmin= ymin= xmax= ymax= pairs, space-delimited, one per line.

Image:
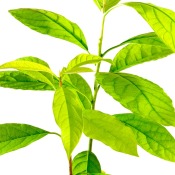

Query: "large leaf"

xmin=110 ymin=43 xmax=173 ymax=72
xmin=53 ymin=87 xmax=83 ymax=158
xmin=116 ymin=113 xmax=175 ymax=162
xmin=83 ymin=110 xmax=138 ymax=156
xmin=93 ymin=0 xmax=121 ymax=12
xmin=63 ymin=74 xmax=92 ymax=109
xmin=72 ymin=151 xmax=101 ymax=175
xmin=96 ymin=72 xmax=175 ymax=126
xmin=9 ymin=8 xmax=88 ymax=51
xmin=0 ymin=123 xmax=49 ymax=155
xmin=125 ymin=2 xmax=175 ymax=51
xmin=0 ymin=71 xmax=58 ymax=90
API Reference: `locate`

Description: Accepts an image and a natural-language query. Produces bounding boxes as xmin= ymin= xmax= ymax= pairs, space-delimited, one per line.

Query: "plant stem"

xmin=88 ymin=14 xmax=106 ymax=152
xmin=69 ymin=156 xmax=73 ymax=175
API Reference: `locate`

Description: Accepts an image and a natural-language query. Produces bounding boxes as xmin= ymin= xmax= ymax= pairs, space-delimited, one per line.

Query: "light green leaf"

xmin=72 ymin=151 xmax=101 ymax=175
xmin=63 ymin=74 xmax=92 ymax=109
xmin=0 ymin=57 xmax=55 ymax=75
xmin=125 ymin=2 xmax=175 ymax=51
xmin=110 ymin=43 xmax=173 ymax=72
xmin=65 ymin=67 xmax=94 ymax=74
xmin=53 ymin=87 xmax=83 ymax=158
xmin=96 ymin=72 xmax=175 ymax=126
xmin=116 ymin=113 xmax=175 ymax=162
xmin=83 ymin=110 xmax=138 ymax=156
xmin=0 ymin=123 xmax=49 ymax=155
xmin=9 ymin=8 xmax=88 ymax=51
xmin=0 ymin=71 xmax=58 ymax=90
xmin=93 ymin=0 xmax=121 ymax=12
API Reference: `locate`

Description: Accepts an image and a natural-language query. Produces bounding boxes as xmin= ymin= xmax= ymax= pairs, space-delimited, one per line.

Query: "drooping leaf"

xmin=116 ymin=113 xmax=175 ymax=162
xmin=9 ymin=8 xmax=88 ymax=51
xmin=83 ymin=110 xmax=138 ymax=156
xmin=63 ymin=74 xmax=92 ymax=109
xmin=93 ymin=0 xmax=121 ymax=12
xmin=125 ymin=2 xmax=175 ymax=51
xmin=96 ymin=72 xmax=175 ymax=126
xmin=110 ymin=43 xmax=173 ymax=72
xmin=53 ymin=87 xmax=83 ymax=158
xmin=0 ymin=71 xmax=58 ymax=90
xmin=72 ymin=151 xmax=101 ymax=175
xmin=0 ymin=123 xmax=49 ymax=155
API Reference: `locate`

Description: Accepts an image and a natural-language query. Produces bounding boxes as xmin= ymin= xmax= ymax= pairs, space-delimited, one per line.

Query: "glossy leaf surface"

xmin=83 ymin=110 xmax=138 ymax=156
xmin=96 ymin=72 xmax=175 ymax=126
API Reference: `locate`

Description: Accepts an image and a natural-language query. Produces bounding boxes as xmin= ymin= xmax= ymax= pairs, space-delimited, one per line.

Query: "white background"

xmin=0 ymin=0 xmax=175 ymax=174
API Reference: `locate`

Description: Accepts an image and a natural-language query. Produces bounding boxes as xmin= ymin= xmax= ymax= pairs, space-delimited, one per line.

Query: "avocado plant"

xmin=1 ymin=0 xmax=175 ymax=174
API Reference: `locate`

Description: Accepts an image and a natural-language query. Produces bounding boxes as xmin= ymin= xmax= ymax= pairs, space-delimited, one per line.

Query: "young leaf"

xmin=9 ymin=8 xmax=88 ymax=51
xmin=93 ymin=0 xmax=121 ymax=12
xmin=96 ymin=72 xmax=175 ymax=126
xmin=64 ymin=67 xmax=94 ymax=74
xmin=0 ymin=71 xmax=58 ymax=90
xmin=125 ymin=2 xmax=175 ymax=51
xmin=72 ymin=151 xmax=101 ymax=174
xmin=83 ymin=110 xmax=138 ymax=156
xmin=115 ymin=113 xmax=175 ymax=162
xmin=110 ymin=43 xmax=173 ymax=72
xmin=63 ymin=74 xmax=92 ymax=109
xmin=53 ymin=87 xmax=83 ymax=158
xmin=0 ymin=123 xmax=49 ymax=155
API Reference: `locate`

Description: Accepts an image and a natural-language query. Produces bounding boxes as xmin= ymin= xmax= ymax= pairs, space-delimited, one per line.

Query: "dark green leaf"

xmin=53 ymin=87 xmax=83 ymax=158
xmin=125 ymin=2 xmax=175 ymax=51
xmin=96 ymin=72 xmax=175 ymax=126
xmin=0 ymin=123 xmax=49 ymax=155
xmin=83 ymin=110 xmax=138 ymax=156
xmin=116 ymin=113 xmax=175 ymax=162
xmin=9 ymin=8 xmax=88 ymax=50
xmin=72 ymin=151 xmax=101 ymax=175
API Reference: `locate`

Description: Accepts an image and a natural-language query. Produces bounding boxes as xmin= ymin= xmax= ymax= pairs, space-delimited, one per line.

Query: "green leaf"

xmin=93 ymin=0 xmax=121 ymax=12
xmin=0 ymin=123 xmax=49 ymax=155
xmin=64 ymin=67 xmax=94 ymax=74
xmin=63 ymin=74 xmax=92 ymax=109
xmin=9 ymin=8 xmax=88 ymax=51
xmin=116 ymin=113 xmax=175 ymax=162
xmin=0 ymin=71 xmax=58 ymax=90
xmin=72 ymin=151 xmax=101 ymax=175
xmin=53 ymin=87 xmax=83 ymax=158
xmin=96 ymin=72 xmax=175 ymax=126
xmin=125 ymin=2 xmax=175 ymax=51
xmin=83 ymin=110 xmax=138 ymax=156
xmin=110 ymin=43 xmax=173 ymax=72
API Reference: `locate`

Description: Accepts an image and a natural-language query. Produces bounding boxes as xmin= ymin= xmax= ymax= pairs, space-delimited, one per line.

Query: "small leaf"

xmin=72 ymin=151 xmax=101 ymax=175
xmin=116 ymin=113 xmax=175 ymax=162
xmin=94 ymin=0 xmax=121 ymax=12
xmin=65 ymin=67 xmax=94 ymax=74
xmin=0 ymin=123 xmax=49 ymax=155
xmin=110 ymin=43 xmax=173 ymax=72
xmin=0 ymin=71 xmax=58 ymax=90
xmin=63 ymin=74 xmax=92 ymax=109
xmin=83 ymin=110 xmax=138 ymax=156
xmin=53 ymin=87 xmax=83 ymax=158
xmin=9 ymin=8 xmax=88 ymax=51
xmin=125 ymin=2 xmax=175 ymax=51
xmin=96 ymin=72 xmax=175 ymax=126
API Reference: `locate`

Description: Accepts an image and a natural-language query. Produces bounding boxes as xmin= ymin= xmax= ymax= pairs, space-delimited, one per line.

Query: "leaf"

xmin=53 ymin=87 xmax=83 ymax=158
xmin=72 ymin=151 xmax=101 ymax=175
xmin=96 ymin=72 xmax=175 ymax=126
xmin=9 ymin=8 xmax=88 ymax=51
xmin=125 ymin=2 xmax=175 ymax=51
xmin=0 ymin=123 xmax=49 ymax=155
xmin=93 ymin=0 xmax=121 ymax=12
xmin=110 ymin=43 xmax=173 ymax=72
xmin=67 ymin=54 xmax=112 ymax=71
xmin=116 ymin=113 xmax=175 ymax=162
xmin=63 ymin=74 xmax=92 ymax=109
xmin=83 ymin=110 xmax=138 ymax=156
xmin=0 ymin=71 xmax=58 ymax=90
xmin=65 ymin=67 xmax=94 ymax=74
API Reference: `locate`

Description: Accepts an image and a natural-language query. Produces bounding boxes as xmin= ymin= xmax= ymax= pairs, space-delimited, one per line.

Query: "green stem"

xmin=88 ymin=14 xmax=106 ymax=153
